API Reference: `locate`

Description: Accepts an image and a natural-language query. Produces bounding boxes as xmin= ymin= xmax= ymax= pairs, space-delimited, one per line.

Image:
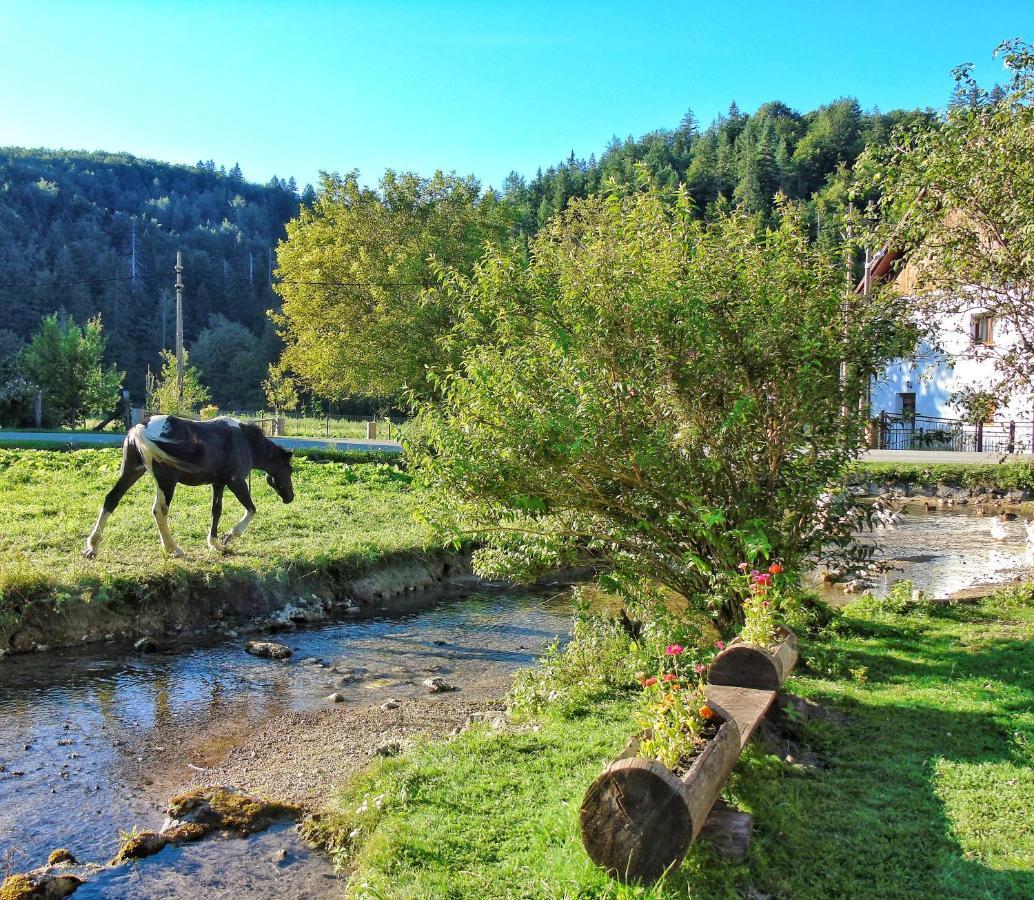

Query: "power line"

xmin=0 ymin=271 xmax=429 ymax=291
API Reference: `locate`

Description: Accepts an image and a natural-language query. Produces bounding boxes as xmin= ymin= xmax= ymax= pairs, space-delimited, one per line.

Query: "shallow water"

xmin=815 ymin=508 xmax=1033 ymax=601
xmin=2 ymin=511 xmax=1030 ymax=895
xmin=0 ymin=587 xmax=572 ymax=894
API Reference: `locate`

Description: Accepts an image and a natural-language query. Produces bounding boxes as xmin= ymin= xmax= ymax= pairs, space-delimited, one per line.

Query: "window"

xmin=898 ymin=392 xmax=916 ymax=420
xmin=971 ymin=313 xmax=994 ymax=346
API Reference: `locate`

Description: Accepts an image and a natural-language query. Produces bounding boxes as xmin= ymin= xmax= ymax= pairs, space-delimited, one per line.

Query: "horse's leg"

xmin=152 ymin=476 xmax=184 ymax=557
xmin=83 ymin=439 xmax=146 ymax=559
xmin=207 ymin=483 xmax=225 ymax=551
xmin=221 ymin=477 xmax=256 ymax=547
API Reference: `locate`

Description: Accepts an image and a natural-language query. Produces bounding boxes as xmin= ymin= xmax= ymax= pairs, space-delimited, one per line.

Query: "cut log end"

xmin=580 ymin=757 xmax=693 ymax=884
xmin=709 ymin=644 xmax=780 ymax=690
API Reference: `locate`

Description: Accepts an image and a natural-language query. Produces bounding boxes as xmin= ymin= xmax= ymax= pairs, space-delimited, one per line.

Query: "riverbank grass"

xmin=308 ymin=587 xmax=1034 ymax=899
xmin=0 ymin=448 xmax=429 ymax=636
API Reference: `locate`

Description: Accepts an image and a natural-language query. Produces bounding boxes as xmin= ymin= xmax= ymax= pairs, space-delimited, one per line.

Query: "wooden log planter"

xmin=580 ymin=628 xmax=798 ymax=885
xmin=708 ymin=626 xmax=798 ymax=691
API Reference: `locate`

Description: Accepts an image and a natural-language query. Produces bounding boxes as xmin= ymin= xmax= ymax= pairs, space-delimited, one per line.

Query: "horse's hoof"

xmin=165 ymin=547 xmax=185 ymax=559
xmin=220 ymin=533 xmax=235 ymax=546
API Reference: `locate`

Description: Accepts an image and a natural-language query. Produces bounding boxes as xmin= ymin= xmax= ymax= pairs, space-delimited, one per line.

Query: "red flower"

xmin=699 ymin=705 xmax=715 ymax=719
xmin=662 ymin=673 xmax=677 ymax=683
xmin=769 ymin=563 xmax=783 ymax=575
xmin=665 ymin=644 xmax=684 ymax=656
xmin=753 ymin=573 xmax=772 ymax=587
xmin=715 ymin=640 xmax=726 ymax=651
xmin=642 ymin=676 xmax=658 ymax=687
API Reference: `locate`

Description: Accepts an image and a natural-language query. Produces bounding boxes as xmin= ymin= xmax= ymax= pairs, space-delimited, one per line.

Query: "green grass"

xmin=0 ymin=447 xmax=430 ymax=635
xmin=851 ymin=461 xmax=1034 ymax=491
xmin=307 ymin=589 xmax=1034 ymax=899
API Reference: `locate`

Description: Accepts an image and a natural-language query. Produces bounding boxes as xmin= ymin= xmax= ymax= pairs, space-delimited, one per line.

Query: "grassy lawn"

xmin=306 ymin=589 xmax=1034 ymax=899
xmin=0 ymin=447 xmax=430 ymax=634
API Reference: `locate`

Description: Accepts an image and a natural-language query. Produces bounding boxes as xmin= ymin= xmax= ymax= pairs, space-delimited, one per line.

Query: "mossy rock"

xmin=163 ymin=822 xmax=211 ymax=844
xmin=0 ymin=872 xmax=82 ymax=899
xmin=112 ymin=830 xmax=169 ymax=863
xmin=0 ymin=876 xmax=34 ymax=900
xmin=45 ymin=850 xmax=76 ymax=867
xmin=167 ymin=786 xmax=301 ymax=835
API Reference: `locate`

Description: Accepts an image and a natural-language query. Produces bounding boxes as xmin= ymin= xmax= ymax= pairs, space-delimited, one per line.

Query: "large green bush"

xmin=411 ymin=184 xmax=914 ymax=631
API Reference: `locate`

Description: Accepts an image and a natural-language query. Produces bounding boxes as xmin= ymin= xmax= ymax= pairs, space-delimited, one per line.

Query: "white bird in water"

xmin=873 ymin=502 xmax=902 ymax=529
xmin=1024 ymin=518 xmax=1034 ymax=544
xmin=989 ymin=516 xmax=1008 ymax=540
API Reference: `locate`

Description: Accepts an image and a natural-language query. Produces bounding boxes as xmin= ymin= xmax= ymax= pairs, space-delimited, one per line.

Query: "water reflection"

xmin=0 ymin=589 xmax=571 ymax=873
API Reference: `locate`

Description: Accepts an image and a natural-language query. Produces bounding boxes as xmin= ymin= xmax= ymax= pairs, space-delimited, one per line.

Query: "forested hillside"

xmin=503 ymin=100 xmax=934 ymax=234
xmin=0 ymin=149 xmax=310 ymax=396
xmin=0 ymin=97 xmax=932 ymax=406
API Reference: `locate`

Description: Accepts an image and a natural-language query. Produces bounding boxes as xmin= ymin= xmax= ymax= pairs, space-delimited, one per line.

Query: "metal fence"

xmin=875 ymin=412 xmax=1034 ymax=454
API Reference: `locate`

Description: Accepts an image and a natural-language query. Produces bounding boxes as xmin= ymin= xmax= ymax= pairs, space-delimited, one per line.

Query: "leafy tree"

xmin=147 ymin=349 xmax=211 ymax=416
xmin=263 ymin=362 xmax=300 ymax=414
xmin=862 ymin=40 xmax=1034 ymax=401
xmin=273 ymin=169 xmax=516 ymax=401
xmin=0 ymin=330 xmax=34 ymax=425
xmin=191 ymin=314 xmax=269 ymax=409
xmin=410 ymin=185 xmax=914 ymax=632
xmin=20 ymin=314 xmax=123 ymax=427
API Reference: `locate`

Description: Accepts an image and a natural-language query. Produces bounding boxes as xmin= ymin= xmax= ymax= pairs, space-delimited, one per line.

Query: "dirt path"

xmin=121 ymin=673 xmax=514 ymax=813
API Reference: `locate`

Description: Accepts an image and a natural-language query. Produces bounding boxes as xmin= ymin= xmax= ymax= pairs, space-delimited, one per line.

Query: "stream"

xmin=815 ymin=507 xmax=1034 ymax=602
xmin=1 ymin=510 xmax=1031 ymax=897
xmin=0 ymin=587 xmax=573 ymax=897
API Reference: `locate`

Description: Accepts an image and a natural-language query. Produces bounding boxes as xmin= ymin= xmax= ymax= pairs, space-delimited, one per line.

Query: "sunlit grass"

xmin=0 ymin=448 xmax=431 ymax=635
xmin=309 ymin=591 xmax=1034 ymax=899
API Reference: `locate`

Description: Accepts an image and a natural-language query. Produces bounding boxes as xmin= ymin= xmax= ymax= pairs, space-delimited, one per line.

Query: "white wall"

xmin=872 ymin=304 xmax=1033 ymax=422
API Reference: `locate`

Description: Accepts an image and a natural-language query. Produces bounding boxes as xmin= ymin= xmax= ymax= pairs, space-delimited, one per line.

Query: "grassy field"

xmin=306 ymin=588 xmax=1034 ymax=899
xmin=0 ymin=447 xmax=429 ymax=632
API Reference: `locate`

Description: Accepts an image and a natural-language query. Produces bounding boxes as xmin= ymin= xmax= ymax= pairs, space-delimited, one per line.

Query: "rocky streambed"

xmin=0 ymin=584 xmax=573 ymax=898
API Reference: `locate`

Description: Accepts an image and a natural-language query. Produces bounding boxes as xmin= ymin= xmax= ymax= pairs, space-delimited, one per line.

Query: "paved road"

xmin=860 ymin=449 xmax=1033 ymax=465
xmin=3 ymin=433 xmax=1029 ymax=465
xmin=0 ymin=430 xmax=403 ymax=454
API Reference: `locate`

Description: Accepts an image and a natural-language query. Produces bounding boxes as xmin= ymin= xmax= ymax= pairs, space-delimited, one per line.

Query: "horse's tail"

xmin=129 ymin=423 xmax=201 ymax=474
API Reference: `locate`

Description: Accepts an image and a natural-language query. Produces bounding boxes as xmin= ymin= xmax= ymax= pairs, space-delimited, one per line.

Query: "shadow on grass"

xmin=648 ymin=612 xmax=1034 ymax=900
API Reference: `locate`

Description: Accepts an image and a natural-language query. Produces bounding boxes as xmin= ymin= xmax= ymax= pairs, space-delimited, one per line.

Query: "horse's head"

xmin=265 ymin=445 xmax=295 ymax=504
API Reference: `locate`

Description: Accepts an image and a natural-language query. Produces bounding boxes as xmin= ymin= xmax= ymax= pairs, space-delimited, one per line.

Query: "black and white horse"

xmin=84 ymin=415 xmax=294 ymax=559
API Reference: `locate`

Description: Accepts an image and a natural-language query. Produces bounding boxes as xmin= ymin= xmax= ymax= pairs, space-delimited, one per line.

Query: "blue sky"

xmin=0 ymin=1 xmax=1028 ymax=190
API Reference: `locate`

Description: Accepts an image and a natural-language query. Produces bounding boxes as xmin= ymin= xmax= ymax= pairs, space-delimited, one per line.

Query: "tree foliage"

xmin=409 ymin=185 xmax=914 ymax=630
xmin=190 ymin=314 xmax=274 ymax=409
xmin=19 ymin=314 xmax=123 ymax=427
xmin=147 ymin=349 xmax=211 ymax=416
xmin=862 ymin=40 xmax=1034 ymax=399
xmin=0 ymin=149 xmax=307 ymax=396
xmin=273 ymin=170 xmax=516 ymax=401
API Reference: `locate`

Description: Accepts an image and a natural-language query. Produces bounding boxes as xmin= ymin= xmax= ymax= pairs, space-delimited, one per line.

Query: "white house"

xmin=865 ymin=251 xmax=1034 ymax=453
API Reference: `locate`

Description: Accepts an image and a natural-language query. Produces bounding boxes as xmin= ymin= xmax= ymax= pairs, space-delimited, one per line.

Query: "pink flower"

xmin=694 ymin=663 xmax=706 ymax=675
xmin=715 ymin=640 xmax=726 ymax=651
xmin=665 ymin=644 xmax=684 ymax=656
xmin=737 ymin=562 xmax=749 ymax=571
xmin=753 ymin=573 xmax=772 ymax=587
xmin=642 ymin=676 xmax=658 ymax=687
xmin=762 ymin=600 xmax=770 ymax=608
xmin=662 ymin=673 xmax=677 ymax=683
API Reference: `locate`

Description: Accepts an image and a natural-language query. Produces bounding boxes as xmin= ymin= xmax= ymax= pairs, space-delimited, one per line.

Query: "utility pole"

xmin=130 ymin=218 xmax=138 ymax=285
xmin=175 ymin=251 xmax=184 ymax=402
